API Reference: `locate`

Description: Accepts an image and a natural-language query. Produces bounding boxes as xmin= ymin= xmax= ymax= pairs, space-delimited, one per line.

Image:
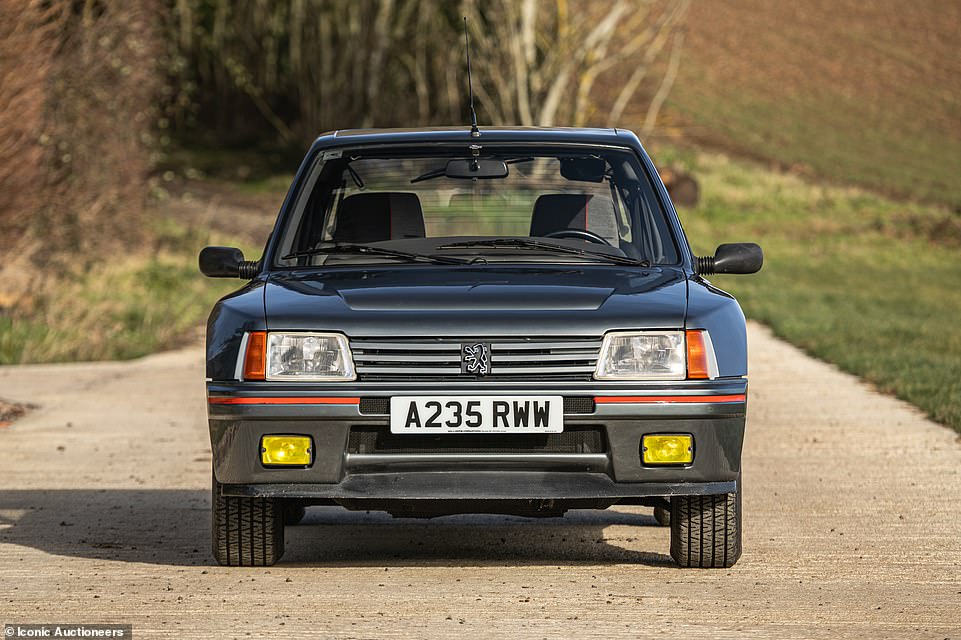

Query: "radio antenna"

xmin=463 ymin=17 xmax=480 ymax=138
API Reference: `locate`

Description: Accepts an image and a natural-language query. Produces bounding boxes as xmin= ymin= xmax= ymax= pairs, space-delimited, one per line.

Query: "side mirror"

xmin=199 ymin=246 xmax=259 ymax=278
xmin=696 ymin=243 xmax=763 ymax=275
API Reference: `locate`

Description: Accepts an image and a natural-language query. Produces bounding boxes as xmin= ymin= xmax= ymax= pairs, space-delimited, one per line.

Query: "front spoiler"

xmin=208 ymin=378 xmax=747 ymax=488
xmin=221 ymin=471 xmax=737 ymax=500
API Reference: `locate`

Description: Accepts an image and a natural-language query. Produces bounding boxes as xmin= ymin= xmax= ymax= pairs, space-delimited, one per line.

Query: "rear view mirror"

xmin=696 ymin=243 xmax=763 ymax=275
xmin=199 ymin=246 xmax=259 ymax=278
xmin=445 ymin=159 xmax=509 ymax=179
xmin=560 ymin=156 xmax=606 ymax=182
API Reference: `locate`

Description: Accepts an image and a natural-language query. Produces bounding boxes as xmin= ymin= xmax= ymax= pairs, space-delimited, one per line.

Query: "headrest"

xmin=332 ymin=192 xmax=426 ymax=243
xmin=529 ymin=194 xmax=618 ymax=245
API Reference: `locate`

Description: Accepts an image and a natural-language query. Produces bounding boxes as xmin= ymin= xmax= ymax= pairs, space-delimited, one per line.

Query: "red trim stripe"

xmin=595 ymin=394 xmax=746 ymax=404
xmin=208 ymin=396 xmax=360 ymax=405
xmin=211 ymin=395 xmax=743 ymax=406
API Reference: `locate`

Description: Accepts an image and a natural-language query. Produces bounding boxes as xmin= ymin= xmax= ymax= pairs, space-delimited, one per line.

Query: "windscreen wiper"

xmin=282 ymin=243 xmax=470 ymax=265
xmin=437 ymin=238 xmax=651 ymax=266
xmin=410 ymin=167 xmax=446 ymax=184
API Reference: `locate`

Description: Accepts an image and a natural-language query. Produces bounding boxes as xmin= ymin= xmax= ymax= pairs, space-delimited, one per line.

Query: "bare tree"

xmin=165 ymin=1 xmax=689 ymax=142
xmin=461 ymin=0 xmax=689 ymax=129
xmin=0 ymin=0 xmax=162 ymax=305
xmin=168 ymin=1 xmax=468 ymax=138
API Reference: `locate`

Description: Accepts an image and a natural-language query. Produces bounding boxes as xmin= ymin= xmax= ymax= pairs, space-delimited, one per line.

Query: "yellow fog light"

xmin=642 ymin=434 xmax=694 ymax=465
xmin=261 ymin=435 xmax=313 ymax=466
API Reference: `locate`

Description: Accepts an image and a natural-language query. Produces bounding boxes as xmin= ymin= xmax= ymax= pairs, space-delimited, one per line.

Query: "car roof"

xmin=310 ymin=126 xmax=642 ymax=150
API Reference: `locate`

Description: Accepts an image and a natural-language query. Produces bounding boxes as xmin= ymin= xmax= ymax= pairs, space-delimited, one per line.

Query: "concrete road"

xmin=0 ymin=323 xmax=958 ymax=638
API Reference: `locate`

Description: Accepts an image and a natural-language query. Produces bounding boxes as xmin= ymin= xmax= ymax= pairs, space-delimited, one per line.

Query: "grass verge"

xmin=654 ymin=147 xmax=961 ymax=434
xmin=0 ymin=215 xmax=254 ymax=364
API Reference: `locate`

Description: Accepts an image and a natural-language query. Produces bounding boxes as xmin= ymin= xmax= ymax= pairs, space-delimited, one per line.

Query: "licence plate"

xmin=389 ymin=396 xmax=564 ymax=434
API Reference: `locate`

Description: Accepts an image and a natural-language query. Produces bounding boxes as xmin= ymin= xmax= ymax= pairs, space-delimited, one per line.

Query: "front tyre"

xmin=211 ymin=473 xmax=285 ymax=566
xmin=669 ymin=492 xmax=741 ymax=568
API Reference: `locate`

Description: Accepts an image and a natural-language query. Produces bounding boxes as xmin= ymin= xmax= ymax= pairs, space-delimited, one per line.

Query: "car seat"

xmin=332 ymin=192 xmax=426 ymax=243
xmin=529 ymin=194 xmax=619 ymax=245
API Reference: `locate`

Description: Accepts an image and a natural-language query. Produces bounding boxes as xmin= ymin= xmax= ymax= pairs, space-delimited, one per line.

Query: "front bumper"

xmin=207 ymin=379 xmax=747 ymax=500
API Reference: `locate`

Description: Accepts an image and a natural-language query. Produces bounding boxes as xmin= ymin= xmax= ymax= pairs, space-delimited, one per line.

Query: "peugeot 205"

xmin=200 ymin=126 xmax=762 ymax=567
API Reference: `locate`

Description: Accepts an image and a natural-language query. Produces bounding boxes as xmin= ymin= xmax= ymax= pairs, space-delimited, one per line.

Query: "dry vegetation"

xmin=165 ymin=0 xmax=685 ymax=145
xmin=0 ymin=182 xmax=269 ymax=364
xmin=461 ymin=0 xmax=688 ymax=128
xmin=0 ymin=2 xmax=54 ymax=261
xmin=0 ymin=0 xmax=162 ymax=307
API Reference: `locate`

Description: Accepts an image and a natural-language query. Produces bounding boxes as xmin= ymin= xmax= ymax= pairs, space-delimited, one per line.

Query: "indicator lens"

xmin=243 ymin=332 xmax=267 ymax=381
xmin=686 ymin=330 xmax=710 ymax=379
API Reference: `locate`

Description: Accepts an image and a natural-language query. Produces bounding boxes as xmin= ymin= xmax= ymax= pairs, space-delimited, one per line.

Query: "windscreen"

xmin=275 ymin=145 xmax=679 ymax=267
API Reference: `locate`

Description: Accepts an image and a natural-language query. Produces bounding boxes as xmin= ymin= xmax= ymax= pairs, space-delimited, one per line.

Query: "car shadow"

xmin=0 ymin=490 xmax=674 ymax=568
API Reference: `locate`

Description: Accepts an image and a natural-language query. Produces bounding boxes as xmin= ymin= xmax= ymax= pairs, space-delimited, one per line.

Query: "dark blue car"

xmin=200 ymin=126 xmax=762 ymax=567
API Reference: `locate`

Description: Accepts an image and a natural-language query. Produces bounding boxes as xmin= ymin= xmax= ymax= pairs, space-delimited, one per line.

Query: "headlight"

xmin=264 ymin=332 xmax=356 ymax=381
xmin=594 ymin=331 xmax=687 ymax=380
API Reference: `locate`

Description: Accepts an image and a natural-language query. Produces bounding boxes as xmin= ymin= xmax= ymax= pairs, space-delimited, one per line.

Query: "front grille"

xmin=563 ymin=397 xmax=596 ymax=415
xmin=347 ymin=425 xmax=607 ymax=455
xmin=358 ymin=397 xmax=595 ymax=415
xmin=350 ymin=337 xmax=601 ymax=381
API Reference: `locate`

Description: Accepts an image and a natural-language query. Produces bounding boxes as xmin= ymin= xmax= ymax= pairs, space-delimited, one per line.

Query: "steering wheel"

xmin=543 ymin=228 xmax=611 ymax=245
